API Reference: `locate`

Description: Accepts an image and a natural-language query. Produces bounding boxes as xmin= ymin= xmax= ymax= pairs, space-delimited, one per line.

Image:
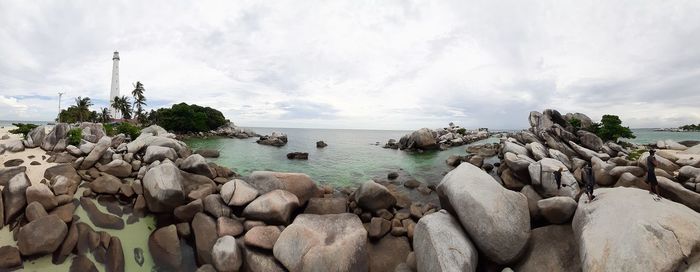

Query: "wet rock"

xmin=203 ymin=194 xmax=231 ymax=218
xmin=3 ymin=159 xmax=23 ymax=167
xmin=79 ymin=136 xmax=111 ymax=170
xmin=316 ymin=141 xmax=328 ymax=148
xmin=97 ymin=159 xmax=132 ymax=178
xmin=240 ymin=243 xmax=286 ymax=272
xmin=195 ymin=149 xmax=220 ymax=158
xmin=53 ymin=221 xmax=78 ymax=264
xmin=76 ymin=222 xmax=100 ymax=254
xmin=181 ymin=154 xmax=216 ymax=178
xmin=273 ymin=213 xmax=368 ymax=271
xmin=368 ymin=217 xmax=391 ymax=240
xmin=286 ymin=152 xmax=309 ymax=160
xmin=25 ymin=201 xmax=48 ymax=222
xmin=134 ymin=247 xmax=144 ymax=267
xmin=242 ymin=190 xmax=300 ymax=225
xmin=18 ymin=215 xmax=68 ymax=256
xmin=80 ymin=197 xmax=125 ymax=229
xmin=149 ymin=225 xmax=182 ymax=270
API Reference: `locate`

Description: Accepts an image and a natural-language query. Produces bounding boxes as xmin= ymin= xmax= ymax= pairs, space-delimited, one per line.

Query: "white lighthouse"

xmin=109 ymin=51 xmax=120 ymax=119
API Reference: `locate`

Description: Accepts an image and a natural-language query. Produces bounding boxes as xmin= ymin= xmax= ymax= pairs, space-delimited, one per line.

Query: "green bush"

xmin=9 ymin=123 xmax=38 ymax=139
xmin=148 ymin=103 xmax=227 ymax=133
xmin=627 ymin=149 xmax=645 ymax=161
xmin=568 ymin=118 xmax=581 ymax=129
xmin=591 ymin=115 xmax=635 ymax=142
xmin=103 ymin=122 xmax=141 ymax=139
xmin=456 ymin=128 xmax=466 ymax=134
xmin=67 ymin=128 xmax=82 ymax=146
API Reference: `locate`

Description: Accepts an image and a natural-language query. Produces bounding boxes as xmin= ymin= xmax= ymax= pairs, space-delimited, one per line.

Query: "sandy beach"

xmin=0 ymin=126 xmax=56 ymax=185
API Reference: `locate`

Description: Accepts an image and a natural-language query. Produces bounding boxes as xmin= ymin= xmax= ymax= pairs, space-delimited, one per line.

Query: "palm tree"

xmin=74 ymin=96 xmax=93 ymax=122
xmin=111 ymin=96 xmax=132 ymax=120
xmin=99 ymin=107 xmax=111 ymax=123
xmin=131 ymin=81 xmax=147 ymax=123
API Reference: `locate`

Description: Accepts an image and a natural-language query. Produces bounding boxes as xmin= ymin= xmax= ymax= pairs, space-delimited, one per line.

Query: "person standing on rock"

xmin=553 ymin=167 xmax=564 ymax=190
xmin=646 ymin=149 xmax=661 ymax=200
xmin=584 ymin=164 xmax=596 ymax=202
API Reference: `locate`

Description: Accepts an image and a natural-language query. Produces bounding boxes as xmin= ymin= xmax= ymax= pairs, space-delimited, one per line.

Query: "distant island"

xmin=680 ymin=123 xmax=700 ymax=131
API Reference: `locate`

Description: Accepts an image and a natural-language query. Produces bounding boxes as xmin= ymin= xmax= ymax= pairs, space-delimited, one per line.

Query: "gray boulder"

xmin=220 ymin=179 xmax=259 ymax=206
xmin=514 ymin=225 xmax=580 ymax=272
xmin=273 ymin=213 xmax=368 ymax=272
xmin=638 ymin=152 xmax=680 ymax=173
xmin=17 ymin=215 xmax=68 ymax=256
xmin=79 ymin=136 xmax=111 ymax=170
xmin=537 ymin=196 xmax=577 ymax=224
xmin=41 ymin=123 xmax=70 ymax=151
xmin=609 ymin=165 xmax=645 ymax=178
xmin=148 ymin=225 xmax=182 ymax=270
xmin=354 ymin=180 xmax=396 ymax=212
xmin=143 ymin=146 xmax=177 ymax=164
xmin=525 ymin=142 xmax=548 ymax=161
xmin=97 ymin=159 xmax=132 ymax=178
xmin=658 ymin=176 xmax=700 ymax=212
xmin=504 ymin=152 xmax=535 ymax=173
xmin=436 ymin=163 xmax=530 ymax=264
xmin=242 ymin=190 xmax=300 ymax=225
xmin=527 ymin=158 xmax=580 ymax=199
xmin=3 ymin=172 xmax=30 ymax=224
xmin=414 ymin=210 xmax=477 ymax=272
xmin=592 ymin=156 xmax=616 ymax=186
xmin=548 ymin=148 xmax=572 ymax=170
xmin=212 ymin=236 xmax=242 ymax=272
xmin=180 ymin=154 xmax=216 ymax=178
xmin=142 ymin=162 xmax=186 ymax=213
xmin=193 ymin=213 xmax=218 ymax=265
xmin=79 ymin=122 xmax=106 ymax=143
xmin=577 ymin=130 xmax=604 ymax=152
xmin=569 ymin=141 xmax=610 ymax=161
xmin=248 ymin=171 xmax=319 ymax=205
xmin=25 ymin=183 xmax=58 ymax=210
xmin=573 ymin=187 xmax=700 ymax=271
xmin=5 ymin=140 xmax=24 ymax=152
xmin=88 ymin=174 xmax=123 ymax=194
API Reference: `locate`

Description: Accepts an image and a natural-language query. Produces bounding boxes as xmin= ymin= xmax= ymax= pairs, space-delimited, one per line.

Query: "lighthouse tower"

xmin=109 ymin=51 xmax=120 ymax=119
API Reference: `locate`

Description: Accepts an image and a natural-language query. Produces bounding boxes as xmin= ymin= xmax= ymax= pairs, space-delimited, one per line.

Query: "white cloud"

xmin=1 ymin=0 xmax=699 ymax=129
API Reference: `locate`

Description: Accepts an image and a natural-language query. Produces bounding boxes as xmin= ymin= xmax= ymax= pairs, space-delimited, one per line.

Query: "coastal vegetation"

xmin=8 ymin=123 xmax=38 ymax=138
xmin=67 ymin=128 xmax=82 ymax=145
xmin=146 ymin=102 xmax=227 ymax=133
xmin=589 ymin=114 xmax=635 ymax=142
xmin=680 ymin=123 xmax=700 ymax=131
xmin=104 ymin=122 xmax=141 ymax=139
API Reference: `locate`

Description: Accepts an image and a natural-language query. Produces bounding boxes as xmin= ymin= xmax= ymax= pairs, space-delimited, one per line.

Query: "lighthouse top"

xmin=112 ymin=51 xmax=120 ymax=60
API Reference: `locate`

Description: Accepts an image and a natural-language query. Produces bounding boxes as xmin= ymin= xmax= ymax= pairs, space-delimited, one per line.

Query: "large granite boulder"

xmin=212 ymin=236 xmax=242 ymax=272
xmin=79 ymin=197 xmax=124 ymax=229
xmin=25 ymin=183 xmax=57 ymax=211
xmin=658 ymin=176 xmax=700 ymax=212
xmin=537 ymin=196 xmax=577 ymax=224
xmin=126 ymin=134 xmax=185 ymax=154
xmin=149 ymin=225 xmax=182 ymax=270
xmin=3 ymin=172 xmax=30 ymax=224
xmin=79 ymin=122 xmax=106 ymax=143
xmin=140 ymin=125 xmax=169 ymax=137
xmin=436 ymin=163 xmax=530 ymax=264
xmin=143 ymin=146 xmax=178 ymax=164
xmin=547 ymin=148 xmax=572 ymax=170
xmin=180 ymin=154 xmax=216 ymax=179
xmin=142 ymin=162 xmax=186 ymax=213
xmin=527 ymin=158 xmax=580 ymax=199
xmin=41 ymin=123 xmax=70 ymax=151
xmin=220 ymin=179 xmax=259 ymax=206
xmin=525 ymin=142 xmax=549 ymax=161
xmin=569 ymin=141 xmax=610 ymax=161
xmin=577 ymin=130 xmax=604 ymax=152
xmin=414 ymin=210 xmax=478 ymax=272
xmin=5 ymin=140 xmax=24 ymax=152
xmin=273 ymin=213 xmax=368 ymax=272
xmin=97 ymin=159 xmax=132 ymax=178
xmin=0 ymin=246 xmax=22 ymax=269
xmin=25 ymin=126 xmax=46 ymax=148
xmin=368 ymin=235 xmax=412 ymax=272
xmin=192 ymin=213 xmax=218 ymax=265
xmin=504 ymin=152 xmax=535 ymax=173
xmin=248 ymin=171 xmax=318 ymax=205
xmin=88 ymin=174 xmax=123 ymax=195
xmin=242 ymin=190 xmax=300 ymax=225
xmin=398 ymin=128 xmax=438 ymax=150
xmin=503 ymin=141 xmax=529 ymax=157
xmin=79 ymin=136 xmax=111 ymax=170
xmin=638 ymin=152 xmax=680 ymax=173
xmin=17 ymin=215 xmax=68 ymax=255
xmin=256 ymin=132 xmax=288 ymax=147
xmin=0 ymin=166 xmax=26 ymax=186
xmin=564 ymin=112 xmax=593 ymax=129
xmin=573 ymin=187 xmax=700 ymax=271
xmin=354 ymin=180 xmax=396 ymax=212
xmin=592 ymin=156 xmax=616 ymax=186
xmin=514 ymin=224 xmax=580 ymax=272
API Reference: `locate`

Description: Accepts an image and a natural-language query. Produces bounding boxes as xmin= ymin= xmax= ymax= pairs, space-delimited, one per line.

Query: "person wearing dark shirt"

xmin=553 ymin=167 xmax=563 ymax=190
xmin=584 ymin=164 xmax=596 ymax=202
xmin=647 ymin=149 xmax=660 ymax=200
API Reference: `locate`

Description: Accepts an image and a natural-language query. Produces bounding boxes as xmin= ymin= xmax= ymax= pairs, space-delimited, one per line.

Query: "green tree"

xmin=98 ymin=107 xmax=111 ymax=123
xmin=111 ymin=96 xmax=132 ymax=120
xmin=131 ymin=81 xmax=147 ymax=123
xmin=74 ymin=96 xmax=93 ymax=122
xmin=592 ymin=114 xmax=635 ymax=142
xmin=148 ymin=103 xmax=227 ymax=133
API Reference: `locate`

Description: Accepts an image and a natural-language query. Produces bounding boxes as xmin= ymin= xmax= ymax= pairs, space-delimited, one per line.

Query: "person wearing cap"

xmin=646 ymin=149 xmax=660 ymax=200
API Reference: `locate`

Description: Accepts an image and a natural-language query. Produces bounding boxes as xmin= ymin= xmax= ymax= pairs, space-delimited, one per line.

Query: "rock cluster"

xmin=256 ymin=132 xmax=288 ymax=147
xmin=384 ymin=124 xmax=489 ymax=151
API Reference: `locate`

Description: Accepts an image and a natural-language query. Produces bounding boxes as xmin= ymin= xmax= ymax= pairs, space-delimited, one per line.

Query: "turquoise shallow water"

xmin=626 ymin=129 xmax=700 ymax=145
xmin=185 ymin=127 xmax=499 ymax=187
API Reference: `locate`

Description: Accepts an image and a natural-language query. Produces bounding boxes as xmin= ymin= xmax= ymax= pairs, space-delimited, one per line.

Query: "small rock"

xmin=244 ymin=226 xmax=281 ymax=250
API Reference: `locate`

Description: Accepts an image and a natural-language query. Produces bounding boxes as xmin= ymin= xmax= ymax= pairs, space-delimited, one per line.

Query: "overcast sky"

xmin=1 ymin=1 xmax=700 ymax=130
